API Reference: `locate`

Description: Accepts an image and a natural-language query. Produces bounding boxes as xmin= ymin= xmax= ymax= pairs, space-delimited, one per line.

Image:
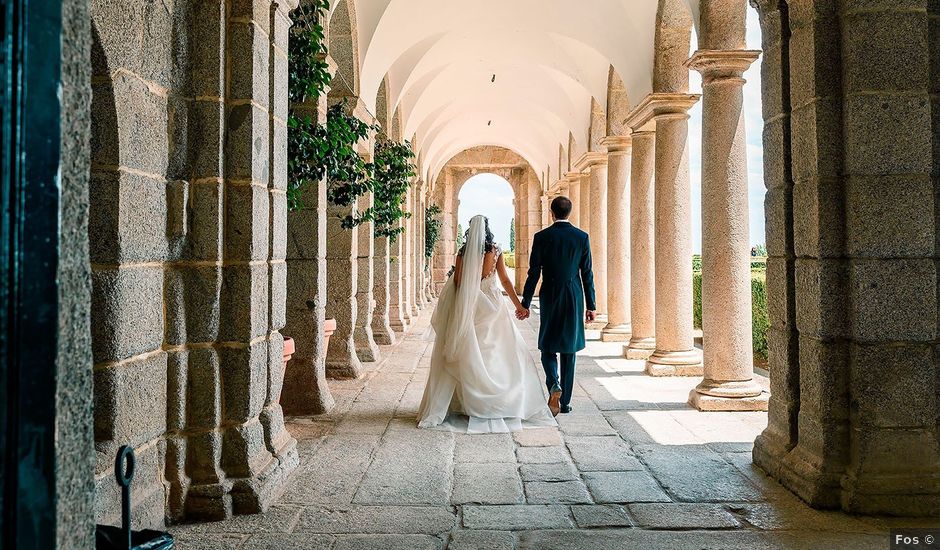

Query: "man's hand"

xmin=516 ymin=307 xmax=530 ymax=320
xmin=586 ymin=310 xmax=596 ymax=323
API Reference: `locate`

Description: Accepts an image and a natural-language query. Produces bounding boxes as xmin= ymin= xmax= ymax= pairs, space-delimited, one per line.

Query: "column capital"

xmin=573 ymin=152 xmax=608 ymax=172
xmin=600 ymin=135 xmax=633 ymax=153
xmin=686 ymin=49 xmax=761 ymax=83
xmin=624 ymin=92 xmax=701 ymax=130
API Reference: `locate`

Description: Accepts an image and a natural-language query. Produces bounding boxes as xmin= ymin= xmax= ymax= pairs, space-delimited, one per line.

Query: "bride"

xmin=417 ymin=215 xmax=556 ymax=433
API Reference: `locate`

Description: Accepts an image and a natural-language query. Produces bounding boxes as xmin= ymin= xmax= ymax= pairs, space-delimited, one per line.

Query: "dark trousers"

xmin=540 ymin=351 xmax=576 ymax=408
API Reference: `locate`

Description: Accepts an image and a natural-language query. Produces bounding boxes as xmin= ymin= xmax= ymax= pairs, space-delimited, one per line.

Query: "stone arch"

xmin=606 ymin=66 xmax=631 ymax=137
xmin=588 ymin=98 xmax=607 ymax=152
xmin=328 ymin=0 xmax=361 ymax=98
xmin=430 ymin=146 xmax=540 ymax=292
xmin=567 ymin=131 xmax=586 ymax=171
xmin=653 ymin=0 xmax=694 ymax=93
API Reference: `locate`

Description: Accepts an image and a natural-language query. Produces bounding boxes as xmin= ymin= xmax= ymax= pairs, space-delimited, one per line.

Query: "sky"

xmin=458 ymin=7 xmax=765 ymax=254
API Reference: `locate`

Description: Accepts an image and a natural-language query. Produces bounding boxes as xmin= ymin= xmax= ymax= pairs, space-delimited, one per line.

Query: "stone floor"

xmin=172 ymin=300 xmax=935 ymax=549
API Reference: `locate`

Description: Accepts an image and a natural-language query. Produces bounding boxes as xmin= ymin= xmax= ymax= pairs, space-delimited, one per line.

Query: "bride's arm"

xmin=496 ymin=252 xmax=524 ymax=312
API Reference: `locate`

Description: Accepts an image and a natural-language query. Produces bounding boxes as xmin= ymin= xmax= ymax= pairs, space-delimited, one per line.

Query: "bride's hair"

xmin=457 ymin=216 xmax=497 ymax=256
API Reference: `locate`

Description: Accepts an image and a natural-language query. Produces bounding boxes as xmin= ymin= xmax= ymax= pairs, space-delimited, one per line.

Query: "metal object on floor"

xmin=95 ymin=446 xmax=175 ymax=550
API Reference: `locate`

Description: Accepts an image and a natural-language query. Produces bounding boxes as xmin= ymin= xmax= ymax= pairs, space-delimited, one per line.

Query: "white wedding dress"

xmin=417 ymin=215 xmax=556 ymax=433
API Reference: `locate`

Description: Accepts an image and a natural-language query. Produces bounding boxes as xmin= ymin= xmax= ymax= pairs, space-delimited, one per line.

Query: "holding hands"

xmin=516 ymin=306 xmax=530 ymax=320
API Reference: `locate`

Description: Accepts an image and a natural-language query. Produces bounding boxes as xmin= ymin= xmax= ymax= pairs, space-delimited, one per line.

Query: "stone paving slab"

xmin=512 ymin=427 xmax=563 ymax=447
xmin=455 ymin=433 xmax=516 ymax=463
xmin=462 ymin=505 xmax=574 ymax=530
xmin=294 ymin=506 xmax=457 ymax=534
xmin=171 ymin=505 xmax=301 ymax=535
xmin=239 ymin=533 xmax=336 ymax=549
xmin=565 ymin=436 xmax=644 ymax=471
xmin=516 ymin=529 xmax=887 ymax=550
xmin=556 ymin=414 xmax=618 ymax=436
xmin=447 ymin=530 xmax=515 ymax=550
xmin=523 ymin=481 xmax=593 ymax=504
xmin=582 ymin=471 xmax=671 ymax=503
xmin=332 ymin=534 xmax=441 ymax=550
xmin=453 ymin=463 xmax=524 ymax=504
xmin=634 ymin=444 xmax=764 ymax=503
xmin=570 ymin=504 xmax=633 ymax=528
xmin=519 ymin=462 xmax=579 ymax=482
xmin=174 ymin=534 xmax=246 ymax=550
xmin=516 ymin=446 xmax=572 ymax=464
xmin=628 ymin=502 xmax=741 ymax=529
xmin=353 ymin=428 xmax=454 ymax=505
xmin=280 ymin=435 xmax=381 ymax=505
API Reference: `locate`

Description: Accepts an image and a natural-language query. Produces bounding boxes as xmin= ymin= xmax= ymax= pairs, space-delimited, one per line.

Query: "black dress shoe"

xmin=560 ymin=405 xmax=572 ymax=414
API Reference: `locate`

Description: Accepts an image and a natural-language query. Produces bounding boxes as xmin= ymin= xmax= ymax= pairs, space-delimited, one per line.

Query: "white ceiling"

xmin=331 ymin=0 xmax=702 ymax=186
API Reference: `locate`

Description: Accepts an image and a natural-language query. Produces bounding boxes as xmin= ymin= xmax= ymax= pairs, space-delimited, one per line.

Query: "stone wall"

xmin=59 ymin=0 xmax=95 ymax=546
xmin=752 ymin=0 xmax=940 ymax=515
xmin=89 ymin=0 xmax=297 ymax=527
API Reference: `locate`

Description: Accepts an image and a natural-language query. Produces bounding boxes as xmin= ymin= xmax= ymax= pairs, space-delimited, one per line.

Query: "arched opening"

xmin=456 ymin=173 xmax=516 ymax=261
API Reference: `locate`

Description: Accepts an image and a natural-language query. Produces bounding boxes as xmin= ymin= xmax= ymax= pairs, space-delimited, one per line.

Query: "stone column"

xmin=601 ymin=136 xmax=633 ymax=341
xmin=283 ymin=54 xmax=336 ymax=415
xmin=625 ymin=130 xmax=657 ymax=359
xmin=372 ymin=234 xmax=396 ymax=345
xmin=688 ymin=50 xmax=766 ymax=411
xmin=388 ymin=214 xmax=409 ymax=332
xmin=751 ymin=0 xmax=940 ymax=515
xmin=401 ymin=185 xmax=414 ymax=324
xmin=566 ymin=172 xmax=581 ymax=227
xmin=354 ymin=189 xmax=381 ymax=362
xmin=325 ymin=187 xmax=363 ymax=379
xmin=645 ymin=95 xmax=703 ymax=376
xmin=541 ymin=194 xmax=551 ymax=228
xmin=514 ymin=176 xmax=528 ymax=292
xmin=578 ymin=173 xmax=591 ymax=232
xmin=411 ymin=180 xmax=424 ymax=314
xmin=588 ymin=158 xmax=609 ymax=319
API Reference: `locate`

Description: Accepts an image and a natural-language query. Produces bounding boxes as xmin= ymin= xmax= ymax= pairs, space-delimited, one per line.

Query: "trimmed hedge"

xmin=504 ymin=251 xmax=515 ymax=268
xmin=692 ymin=271 xmax=768 ymax=361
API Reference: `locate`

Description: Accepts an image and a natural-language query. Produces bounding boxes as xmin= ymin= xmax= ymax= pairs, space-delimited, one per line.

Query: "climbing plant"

xmin=287 ymin=0 xmax=332 ymax=212
xmin=371 ymin=137 xmax=416 ymax=239
xmin=425 ymin=205 xmax=443 ymax=260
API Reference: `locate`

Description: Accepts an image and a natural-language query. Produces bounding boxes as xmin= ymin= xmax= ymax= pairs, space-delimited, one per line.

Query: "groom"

xmin=517 ymin=196 xmax=595 ymax=416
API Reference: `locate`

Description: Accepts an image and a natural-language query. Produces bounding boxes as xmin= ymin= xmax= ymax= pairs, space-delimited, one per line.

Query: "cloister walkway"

xmin=172 ymin=301 xmax=918 ymax=549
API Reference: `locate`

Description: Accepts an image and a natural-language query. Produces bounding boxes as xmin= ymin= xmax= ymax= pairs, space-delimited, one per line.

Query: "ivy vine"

xmin=287 ymin=0 xmax=331 ymax=212
xmin=371 ymin=138 xmax=416 ymax=239
xmin=288 ymin=0 xmax=331 ymax=105
xmin=425 ymin=204 xmax=443 ymax=261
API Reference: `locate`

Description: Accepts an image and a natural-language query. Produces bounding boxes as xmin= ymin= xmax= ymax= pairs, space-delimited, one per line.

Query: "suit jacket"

xmin=521 ymin=221 xmax=596 ymax=353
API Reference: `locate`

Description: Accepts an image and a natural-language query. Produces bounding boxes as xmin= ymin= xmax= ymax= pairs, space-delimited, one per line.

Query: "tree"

xmin=509 ymin=217 xmax=515 ymax=252
xmin=456 ymin=223 xmax=464 ymax=250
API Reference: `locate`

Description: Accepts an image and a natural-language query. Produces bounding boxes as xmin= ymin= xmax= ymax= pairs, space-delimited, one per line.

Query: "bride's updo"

xmin=457 ymin=216 xmax=497 ymax=256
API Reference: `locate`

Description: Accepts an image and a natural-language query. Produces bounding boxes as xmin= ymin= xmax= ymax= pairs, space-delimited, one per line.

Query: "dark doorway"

xmin=1 ymin=0 xmax=66 ymax=546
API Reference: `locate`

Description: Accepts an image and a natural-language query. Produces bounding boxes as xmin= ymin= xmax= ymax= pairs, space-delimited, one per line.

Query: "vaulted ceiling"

xmin=328 ymin=0 xmax=702 ymax=186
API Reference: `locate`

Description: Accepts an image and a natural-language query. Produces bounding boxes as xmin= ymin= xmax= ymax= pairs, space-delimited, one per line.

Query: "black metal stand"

xmin=95 ymin=446 xmax=174 ymax=549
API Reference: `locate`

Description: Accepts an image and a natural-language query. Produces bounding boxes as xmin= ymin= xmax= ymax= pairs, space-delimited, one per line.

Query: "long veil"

xmin=439 ymin=215 xmax=485 ymax=362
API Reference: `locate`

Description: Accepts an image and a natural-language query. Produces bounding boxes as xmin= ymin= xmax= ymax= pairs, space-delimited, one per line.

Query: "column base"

xmin=326 ymin=346 xmax=363 ymax=379
xmin=372 ymin=325 xmax=396 ymax=345
xmin=624 ymin=336 xmax=656 ymax=359
xmin=389 ymin=318 xmax=410 ymax=333
xmin=600 ymin=323 xmax=632 ymax=342
xmin=645 ymin=348 xmax=703 ymax=376
xmin=688 ymin=388 xmax=769 ymax=411
xmin=586 ymin=314 xmax=608 ymax=330
xmin=354 ymin=326 xmax=381 ymax=362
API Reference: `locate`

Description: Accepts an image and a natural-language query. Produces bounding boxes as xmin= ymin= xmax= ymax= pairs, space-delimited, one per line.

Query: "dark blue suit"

xmin=521 ymin=221 xmax=596 ymax=409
